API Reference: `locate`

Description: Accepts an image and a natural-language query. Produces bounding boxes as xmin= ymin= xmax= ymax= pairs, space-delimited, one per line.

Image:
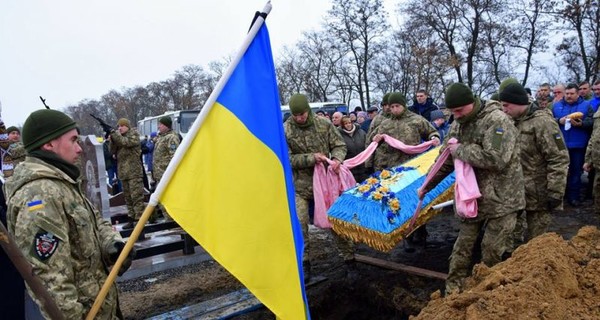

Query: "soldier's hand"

xmin=373 ymin=134 xmax=383 ymax=143
xmin=417 ymin=187 xmax=426 ymax=200
xmin=447 ymin=143 xmax=460 ymax=155
xmin=431 ymin=136 xmax=441 ymax=146
xmin=330 ymin=159 xmax=341 ymax=174
xmin=314 ymin=153 xmax=327 ymax=163
xmin=583 ymin=162 xmax=592 ymax=172
xmin=109 ymin=241 xmax=136 ymax=276
xmin=547 ymin=197 xmax=562 ymax=211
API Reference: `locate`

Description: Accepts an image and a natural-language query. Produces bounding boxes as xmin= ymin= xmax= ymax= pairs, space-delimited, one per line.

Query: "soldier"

xmin=109 ymin=118 xmax=145 ymax=229
xmin=419 ymin=83 xmax=525 ymax=295
xmin=500 ymin=83 xmax=569 ymax=250
xmin=584 ymin=109 xmax=600 ymax=213
xmin=370 ymin=92 xmax=440 ymax=171
xmin=284 ymin=93 xmax=353 ymax=281
xmin=5 ymin=109 xmax=134 ymax=319
xmin=6 ymin=126 xmax=26 ymax=168
xmin=153 ymin=116 xmax=180 ymax=220
xmin=365 ymin=92 xmax=391 ymax=143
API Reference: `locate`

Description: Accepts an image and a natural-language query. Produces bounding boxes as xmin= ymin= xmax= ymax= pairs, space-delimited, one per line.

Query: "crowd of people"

xmin=284 ymin=79 xmax=600 ymax=295
xmin=1 ymin=77 xmax=600 ymax=318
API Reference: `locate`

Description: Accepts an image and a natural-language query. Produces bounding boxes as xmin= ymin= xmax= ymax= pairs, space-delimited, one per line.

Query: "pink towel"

xmin=312 ymin=136 xmax=437 ymax=229
xmin=409 ymin=138 xmax=480 ymax=231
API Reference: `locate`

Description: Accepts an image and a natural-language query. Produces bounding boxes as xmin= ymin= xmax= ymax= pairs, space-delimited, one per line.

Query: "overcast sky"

xmin=0 ymin=0 xmax=399 ymax=127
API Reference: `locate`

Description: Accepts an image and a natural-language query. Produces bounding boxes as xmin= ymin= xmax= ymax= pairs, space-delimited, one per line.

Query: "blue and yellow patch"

xmin=27 ymin=200 xmax=44 ymax=211
xmin=170 ymin=143 xmax=178 ymax=152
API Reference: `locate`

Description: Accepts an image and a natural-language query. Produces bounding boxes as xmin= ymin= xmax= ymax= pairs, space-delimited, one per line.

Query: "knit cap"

xmin=499 ymin=83 xmax=529 ymax=105
xmin=22 ymin=109 xmax=77 ymax=152
xmin=387 ymin=92 xmax=407 ymax=106
xmin=117 ymin=118 xmax=131 ymax=128
xmin=159 ymin=116 xmax=172 ymax=128
xmin=430 ymin=110 xmax=445 ymax=121
xmin=289 ymin=94 xmax=310 ymax=115
xmin=445 ymin=83 xmax=475 ymax=109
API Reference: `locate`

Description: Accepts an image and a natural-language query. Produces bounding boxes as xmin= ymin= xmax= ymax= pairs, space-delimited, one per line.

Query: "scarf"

xmin=28 ymin=149 xmax=80 ymax=181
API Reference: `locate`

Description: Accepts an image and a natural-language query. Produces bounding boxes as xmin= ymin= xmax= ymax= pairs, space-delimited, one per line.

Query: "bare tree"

xmin=325 ymin=0 xmax=389 ymax=109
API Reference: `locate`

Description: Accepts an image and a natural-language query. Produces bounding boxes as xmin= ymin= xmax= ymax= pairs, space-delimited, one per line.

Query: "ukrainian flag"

xmin=159 ymin=22 xmax=309 ymax=319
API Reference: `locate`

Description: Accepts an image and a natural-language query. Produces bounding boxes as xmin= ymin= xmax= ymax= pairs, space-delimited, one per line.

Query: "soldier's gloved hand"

xmin=547 ymin=197 xmax=562 ymax=211
xmin=109 ymin=241 xmax=136 ymax=276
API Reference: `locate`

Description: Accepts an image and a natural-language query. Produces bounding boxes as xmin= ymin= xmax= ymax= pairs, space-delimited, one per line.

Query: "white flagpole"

xmin=149 ymin=1 xmax=272 ymax=206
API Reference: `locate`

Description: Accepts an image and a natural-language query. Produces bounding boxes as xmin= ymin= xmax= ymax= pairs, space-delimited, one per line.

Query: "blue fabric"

xmin=552 ymin=97 xmax=593 ymax=148
xmin=409 ymin=97 xmax=439 ymax=121
xmin=590 ymin=96 xmax=600 ymax=113
xmin=567 ymin=148 xmax=586 ymax=201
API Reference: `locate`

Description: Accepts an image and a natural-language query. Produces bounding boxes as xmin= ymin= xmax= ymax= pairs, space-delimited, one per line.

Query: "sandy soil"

xmin=118 ymin=202 xmax=600 ymax=319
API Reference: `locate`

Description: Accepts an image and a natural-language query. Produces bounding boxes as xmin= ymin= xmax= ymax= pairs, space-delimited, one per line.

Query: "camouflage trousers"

xmin=594 ymin=173 xmax=600 ymax=213
xmin=509 ymin=210 xmax=551 ymax=252
xmin=446 ymin=212 xmax=517 ymax=294
xmin=295 ymin=194 xmax=355 ymax=264
xmin=122 ymin=177 xmax=145 ymax=221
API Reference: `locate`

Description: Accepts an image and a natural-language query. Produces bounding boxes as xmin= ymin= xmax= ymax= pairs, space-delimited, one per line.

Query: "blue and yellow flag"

xmin=160 ymin=23 xmax=309 ymax=319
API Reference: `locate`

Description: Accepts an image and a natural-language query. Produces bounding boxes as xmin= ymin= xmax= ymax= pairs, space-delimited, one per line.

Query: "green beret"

xmin=6 ymin=126 xmax=19 ymax=134
xmin=289 ymin=94 xmax=310 ymax=115
xmin=381 ymin=92 xmax=391 ymax=106
xmin=159 ymin=116 xmax=172 ymax=128
xmin=117 ymin=118 xmax=131 ymax=128
xmin=22 ymin=109 xmax=77 ymax=152
xmin=387 ymin=92 xmax=407 ymax=106
xmin=499 ymin=77 xmax=519 ymax=93
xmin=445 ymin=83 xmax=475 ymax=109
xmin=500 ymin=83 xmax=529 ymax=105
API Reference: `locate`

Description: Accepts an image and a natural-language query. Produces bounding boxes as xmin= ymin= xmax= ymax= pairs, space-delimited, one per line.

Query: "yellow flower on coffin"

xmin=377 ymin=186 xmax=389 ymax=194
xmin=366 ymin=177 xmax=379 ymax=185
xmin=372 ymin=192 xmax=383 ymax=200
xmin=380 ymin=170 xmax=392 ymax=179
xmin=389 ymin=198 xmax=400 ymax=212
xmin=358 ymin=184 xmax=372 ymax=193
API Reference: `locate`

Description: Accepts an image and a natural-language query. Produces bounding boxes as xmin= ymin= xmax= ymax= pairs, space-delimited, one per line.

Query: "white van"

xmin=281 ymin=102 xmax=349 ymax=119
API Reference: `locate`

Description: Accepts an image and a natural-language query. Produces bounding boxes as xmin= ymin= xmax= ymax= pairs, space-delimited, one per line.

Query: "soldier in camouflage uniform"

xmin=7 ymin=126 xmax=26 ymax=169
xmin=500 ymin=83 xmax=569 ymax=250
xmin=5 ymin=109 xmax=133 ymax=319
xmin=109 ymin=118 xmax=145 ymax=229
xmin=284 ymin=93 xmax=353 ymax=281
xmin=584 ymin=109 xmax=600 ymax=212
xmin=153 ymin=116 xmax=180 ymax=221
xmin=419 ymin=83 xmax=525 ymax=295
xmin=370 ymin=92 xmax=440 ymax=171
xmin=365 ymin=92 xmax=391 ymax=145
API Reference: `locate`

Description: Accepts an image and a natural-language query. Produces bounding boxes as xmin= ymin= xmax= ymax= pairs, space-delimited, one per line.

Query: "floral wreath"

xmin=354 ymin=166 xmax=415 ymax=223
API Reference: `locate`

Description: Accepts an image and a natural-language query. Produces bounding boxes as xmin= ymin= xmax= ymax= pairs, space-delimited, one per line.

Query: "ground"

xmin=118 ymin=201 xmax=600 ymax=319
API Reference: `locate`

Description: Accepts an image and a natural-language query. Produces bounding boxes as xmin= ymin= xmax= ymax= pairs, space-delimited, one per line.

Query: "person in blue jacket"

xmin=552 ymin=83 xmax=595 ymax=207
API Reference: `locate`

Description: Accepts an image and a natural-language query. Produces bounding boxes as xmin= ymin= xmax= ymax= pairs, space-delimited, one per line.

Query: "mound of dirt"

xmin=412 ymin=226 xmax=600 ymax=319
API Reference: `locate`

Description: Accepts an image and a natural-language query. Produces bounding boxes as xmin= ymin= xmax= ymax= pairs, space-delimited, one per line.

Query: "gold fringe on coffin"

xmin=329 ymin=186 xmax=455 ymax=252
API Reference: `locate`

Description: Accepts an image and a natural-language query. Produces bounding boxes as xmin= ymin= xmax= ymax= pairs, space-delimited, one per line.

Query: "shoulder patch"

xmin=170 ymin=143 xmax=177 ymax=151
xmin=27 ymin=200 xmax=45 ymax=211
xmin=33 ymin=231 xmax=60 ymax=261
xmin=492 ymin=128 xmax=504 ymax=149
xmin=554 ymin=133 xmax=566 ymax=150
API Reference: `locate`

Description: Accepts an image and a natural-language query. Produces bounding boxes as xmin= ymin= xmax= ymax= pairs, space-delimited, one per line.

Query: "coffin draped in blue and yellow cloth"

xmin=327 ymin=146 xmax=455 ymax=252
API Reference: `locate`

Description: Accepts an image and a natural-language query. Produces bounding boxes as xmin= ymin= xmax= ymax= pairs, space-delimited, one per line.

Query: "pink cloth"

xmin=409 ymin=138 xmax=480 ymax=231
xmin=312 ymin=136 xmax=437 ymax=229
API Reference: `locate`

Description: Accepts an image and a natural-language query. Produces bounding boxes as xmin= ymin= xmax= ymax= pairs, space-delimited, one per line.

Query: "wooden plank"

xmin=355 ymin=254 xmax=447 ymax=280
xmin=148 ymin=276 xmax=327 ymax=320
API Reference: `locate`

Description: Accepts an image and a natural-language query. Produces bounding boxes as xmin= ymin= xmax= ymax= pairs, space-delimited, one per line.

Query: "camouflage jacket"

xmin=585 ymin=110 xmax=600 ymax=167
xmin=514 ymin=105 xmax=569 ymax=210
xmin=109 ymin=128 xmax=143 ymax=180
xmin=1 ymin=142 xmax=26 ymax=179
xmin=5 ymin=157 xmax=122 ymax=319
xmin=365 ymin=113 xmax=389 ymax=147
xmin=153 ymin=130 xmax=180 ymax=182
xmin=371 ymin=111 xmax=440 ymax=171
xmin=426 ymin=100 xmax=525 ymax=221
xmin=284 ymin=115 xmax=347 ymax=199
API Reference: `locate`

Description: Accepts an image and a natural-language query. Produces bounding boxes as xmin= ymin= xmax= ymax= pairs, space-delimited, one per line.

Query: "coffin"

xmin=327 ymin=147 xmax=455 ymax=252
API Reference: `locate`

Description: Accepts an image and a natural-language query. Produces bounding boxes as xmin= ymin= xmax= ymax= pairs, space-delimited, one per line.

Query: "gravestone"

xmin=79 ymin=135 xmax=111 ymax=218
